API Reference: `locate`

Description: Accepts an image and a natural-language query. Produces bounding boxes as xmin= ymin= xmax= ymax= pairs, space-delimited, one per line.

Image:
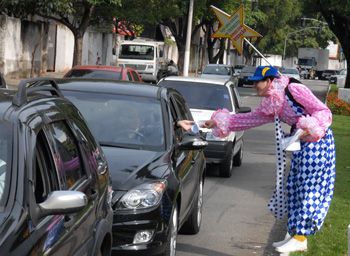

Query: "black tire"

xmin=179 ymin=177 xmax=203 ymax=234
xmin=219 ymin=146 xmax=234 ymax=178
xmin=233 ymin=145 xmax=243 ymax=167
xmin=164 ymin=205 xmax=178 ymax=256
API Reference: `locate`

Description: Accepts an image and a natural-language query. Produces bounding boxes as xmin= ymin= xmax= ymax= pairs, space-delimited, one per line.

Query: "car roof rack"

xmin=12 ymin=77 xmax=64 ymax=107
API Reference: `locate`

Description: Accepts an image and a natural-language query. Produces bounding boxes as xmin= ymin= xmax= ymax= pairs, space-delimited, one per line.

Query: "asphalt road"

xmin=176 ymin=79 xmax=329 ymax=256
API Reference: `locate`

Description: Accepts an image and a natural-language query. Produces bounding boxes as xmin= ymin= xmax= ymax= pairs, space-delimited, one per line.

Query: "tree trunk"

xmin=73 ymin=32 xmax=84 ymax=66
xmin=319 ymin=4 xmax=350 ymax=88
xmin=177 ymin=43 xmax=185 ymax=75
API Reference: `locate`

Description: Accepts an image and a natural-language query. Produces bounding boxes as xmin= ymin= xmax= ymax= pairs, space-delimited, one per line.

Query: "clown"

xmin=203 ymin=65 xmax=336 ymax=253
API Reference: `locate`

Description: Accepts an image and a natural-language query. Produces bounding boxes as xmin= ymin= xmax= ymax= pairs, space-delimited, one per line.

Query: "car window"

xmin=34 ymin=131 xmax=60 ymax=203
xmin=241 ymin=66 xmax=256 ymax=73
xmin=0 ymin=122 xmax=12 ymax=211
xmin=70 ymin=120 xmax=107 ymax=175
xmin=63 ymin=91 xmax=165 ymax=151
xmin=48 ymin=121 xmax=86 ymax=189
xmin=126 ymin=71 xmax=132 ymax=81
xmin=131 ymin=71 xmax=140 ymax=81
xmin=66 ymin=69 xmax=121 ymax=80
xmin=172 ymin=94 xmax=192 ymax=120
xmin=160 ymin=80 xmax=232 ymax=111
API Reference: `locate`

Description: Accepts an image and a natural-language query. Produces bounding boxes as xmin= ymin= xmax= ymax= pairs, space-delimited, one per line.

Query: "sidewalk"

xmin=5 ymin=71 xmax=66 ymax=89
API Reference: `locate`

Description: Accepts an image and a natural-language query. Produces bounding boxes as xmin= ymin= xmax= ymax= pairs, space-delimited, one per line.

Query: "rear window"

xmin=160 ymin=80 xmax=232 ymax=111
xmin=203 ymin=65 xmax=232 ymax=75
xmin=66 ymin=69 xmax=121 ymax=80
xmin=0 ymin=122 xmax=12 ymax=211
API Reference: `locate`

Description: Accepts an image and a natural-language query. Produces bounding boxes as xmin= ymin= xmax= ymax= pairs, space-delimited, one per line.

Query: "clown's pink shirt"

xmin=211 ymin=76 xmax=332 ymax=142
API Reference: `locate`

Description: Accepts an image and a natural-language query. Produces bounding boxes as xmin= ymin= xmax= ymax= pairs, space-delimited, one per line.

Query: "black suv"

xmin=0 ymin=78 xmax=113 ymax=255
xmin=57 ymin=79 xmax=207 ymax=256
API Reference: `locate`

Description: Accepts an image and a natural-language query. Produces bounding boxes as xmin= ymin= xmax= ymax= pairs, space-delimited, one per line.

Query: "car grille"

xmin=124 ymin=64 xmax=147 ymax=71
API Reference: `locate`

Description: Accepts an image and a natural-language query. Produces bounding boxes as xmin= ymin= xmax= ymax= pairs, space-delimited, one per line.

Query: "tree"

xmin=303 ymin=0 xmax=350 ymax=88
xmin=4 ymin=0 xmax=121 ymax=66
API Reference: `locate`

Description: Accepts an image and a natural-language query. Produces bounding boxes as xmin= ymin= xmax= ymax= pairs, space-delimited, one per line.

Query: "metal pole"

xmin=283 ymin=35 xmax=288 ymax=61
xmin=183 ymin=0 xmax=194 ymax=77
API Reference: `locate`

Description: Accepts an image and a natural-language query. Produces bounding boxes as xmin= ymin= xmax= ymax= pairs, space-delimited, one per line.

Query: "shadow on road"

xmin=177 ymin=243 xmax=237 ymax=256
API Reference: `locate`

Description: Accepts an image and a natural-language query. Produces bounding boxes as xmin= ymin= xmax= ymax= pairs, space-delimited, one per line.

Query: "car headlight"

xmin=206 ymin=131 xmax=228 ymax=141
xmin=116 ymin=181 xmax=167 ymax=210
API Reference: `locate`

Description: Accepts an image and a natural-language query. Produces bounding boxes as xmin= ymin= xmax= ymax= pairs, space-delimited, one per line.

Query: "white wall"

xmin=261 ymin=54 xmax=282 ymax=67
xmin=55 ymin=24 xmax=74 ymax=71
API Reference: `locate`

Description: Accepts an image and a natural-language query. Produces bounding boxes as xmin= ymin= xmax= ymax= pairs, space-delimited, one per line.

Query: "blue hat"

xmin=248 ymin=66 xmax=279 ymax=81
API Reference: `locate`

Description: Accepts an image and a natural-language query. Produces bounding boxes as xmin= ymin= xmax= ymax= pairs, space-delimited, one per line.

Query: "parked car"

xmin=280 ymin=67 xmax=301 ymax=80
xmin=330 ymin=69 xmax=347 ymax=87
xmin=200 ymin=64 xmax=235 ymax=81
xmin=0 ymin=78 xmax=113 ymax=255
xmin=158 ymin=76 xmax=251 ymax=178
xmin=57 ymin=79 xmax=207 ymax=256
xmin=233 ymin=64 xmax=246 ymax=76
xmin=237 ymin=65 xmax=256 ymax=87
xmin=319 ymin=69 xmax=338 ymax=81
xmin=64 ymin=65 xmax=143 ymax=82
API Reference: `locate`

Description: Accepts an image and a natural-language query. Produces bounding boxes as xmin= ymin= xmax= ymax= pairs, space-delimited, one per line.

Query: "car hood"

xmin=102 ymin=146 xmax=170 ymax=190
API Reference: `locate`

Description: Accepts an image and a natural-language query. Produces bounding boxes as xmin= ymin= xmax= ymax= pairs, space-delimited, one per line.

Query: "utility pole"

xmin=183 ymin=0 xmax=194 ymax=77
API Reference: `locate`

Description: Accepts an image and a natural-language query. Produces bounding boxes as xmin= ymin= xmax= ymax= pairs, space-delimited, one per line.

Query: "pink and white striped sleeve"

xmin=288 ymin=83 xmax=332 ymax=141
xmin=210 ymin=107 xmax=274 ymax=138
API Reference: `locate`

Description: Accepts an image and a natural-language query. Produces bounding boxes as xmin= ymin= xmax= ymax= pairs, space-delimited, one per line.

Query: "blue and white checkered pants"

xmin=286 ymin=128 xmax=336 ymax=235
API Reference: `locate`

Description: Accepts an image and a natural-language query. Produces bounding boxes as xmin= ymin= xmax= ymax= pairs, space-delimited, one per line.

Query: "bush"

xmin=326 ymin=87 xmax=350 ymax=116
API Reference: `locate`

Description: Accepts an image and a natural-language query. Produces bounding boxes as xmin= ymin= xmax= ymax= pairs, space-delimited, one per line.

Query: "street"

xmin=176 ymin=79 xmax=329 ymax=256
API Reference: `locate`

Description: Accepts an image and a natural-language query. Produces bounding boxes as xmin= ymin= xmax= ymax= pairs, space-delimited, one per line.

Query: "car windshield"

xmin=160 ymin=81 xmax=232 ymax=111
xmin=0 ymin=122 xmax=12 ymax=211
xmin=119 ymin=44 xmax=155 ymax=60
xmin=203 ymin=65 xmax=232 ymax=75
xmin=64 ymin=92 xmax=165 ymax=151
xmin=66 ymin=69 xmax=121 ymax=80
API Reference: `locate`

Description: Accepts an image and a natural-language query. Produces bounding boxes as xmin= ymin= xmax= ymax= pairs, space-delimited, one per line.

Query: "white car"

xmin=330 ymin=69 xmax=347 ymax=87
xmin=158 ymin=76 xmax=251 ymax=177
xmin=280 ymin=67 xmax=301 ymax=80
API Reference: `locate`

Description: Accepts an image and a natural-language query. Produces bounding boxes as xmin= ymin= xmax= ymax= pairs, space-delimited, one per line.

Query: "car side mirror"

xmin=177 ymin=134 xmax=208 ymax=150
xmin=237 ymin=107 xmax=251 ymax=113
xmin=159 ymin=50 xmax=164 ymax=58
xmin=38 ymin=191 xmax=87 ymax=218
xmin=112 ymin=48 xmax=116 ymax=55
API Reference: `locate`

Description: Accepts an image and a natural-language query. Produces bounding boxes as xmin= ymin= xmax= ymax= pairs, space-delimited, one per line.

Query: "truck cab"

xmin=115 ymin=39 xmax=165 ymax=83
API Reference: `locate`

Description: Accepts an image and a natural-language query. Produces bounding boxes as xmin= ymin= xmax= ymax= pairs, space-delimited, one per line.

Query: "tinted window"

xmin=66 ymin=69 xmax=121 ymax=80
xmin=0 ymin=122 xmax=12 ymax=210
xmin=160 ymin=81 xmax=232 ymax=111
xmin=63 ymin=91 xmax=165 ymax=151
xmin=49 ymin=122 xmax=85 ymax=189
xmin=34 ymin=131 xmax=59 ymax=203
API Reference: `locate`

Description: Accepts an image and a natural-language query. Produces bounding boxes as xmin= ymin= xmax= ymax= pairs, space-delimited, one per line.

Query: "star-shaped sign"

xmin=211 ymin=5 xmax=262 ymax=55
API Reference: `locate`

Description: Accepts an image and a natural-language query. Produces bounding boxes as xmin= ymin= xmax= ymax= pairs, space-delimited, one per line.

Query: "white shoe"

xmin=275 ymin=237 xmax=307 ymax=253
xmin=272 ymin=232 xmax=291 ymax=247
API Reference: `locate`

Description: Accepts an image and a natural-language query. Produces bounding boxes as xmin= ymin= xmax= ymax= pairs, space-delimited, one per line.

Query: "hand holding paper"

xmin=281 ymin=129 xmax=304 ymax=151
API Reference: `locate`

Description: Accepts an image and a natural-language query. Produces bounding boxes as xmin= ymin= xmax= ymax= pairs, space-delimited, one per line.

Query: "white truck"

xmin=115 ymin=38 xmax=165 ymax=83
xmin=297 ymin=48 xmax=329 ymax=79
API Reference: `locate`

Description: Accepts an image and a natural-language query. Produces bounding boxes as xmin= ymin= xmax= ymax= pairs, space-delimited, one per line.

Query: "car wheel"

xmin=233 ymin=144 xmax=243 ymax=167
xmin=164 ymin=205 xmax=178 ymax=256
xmin=179 ymin=177 xmax=203 ymax=234
xmin=219 ymin=146 xmax=234 ymax=178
